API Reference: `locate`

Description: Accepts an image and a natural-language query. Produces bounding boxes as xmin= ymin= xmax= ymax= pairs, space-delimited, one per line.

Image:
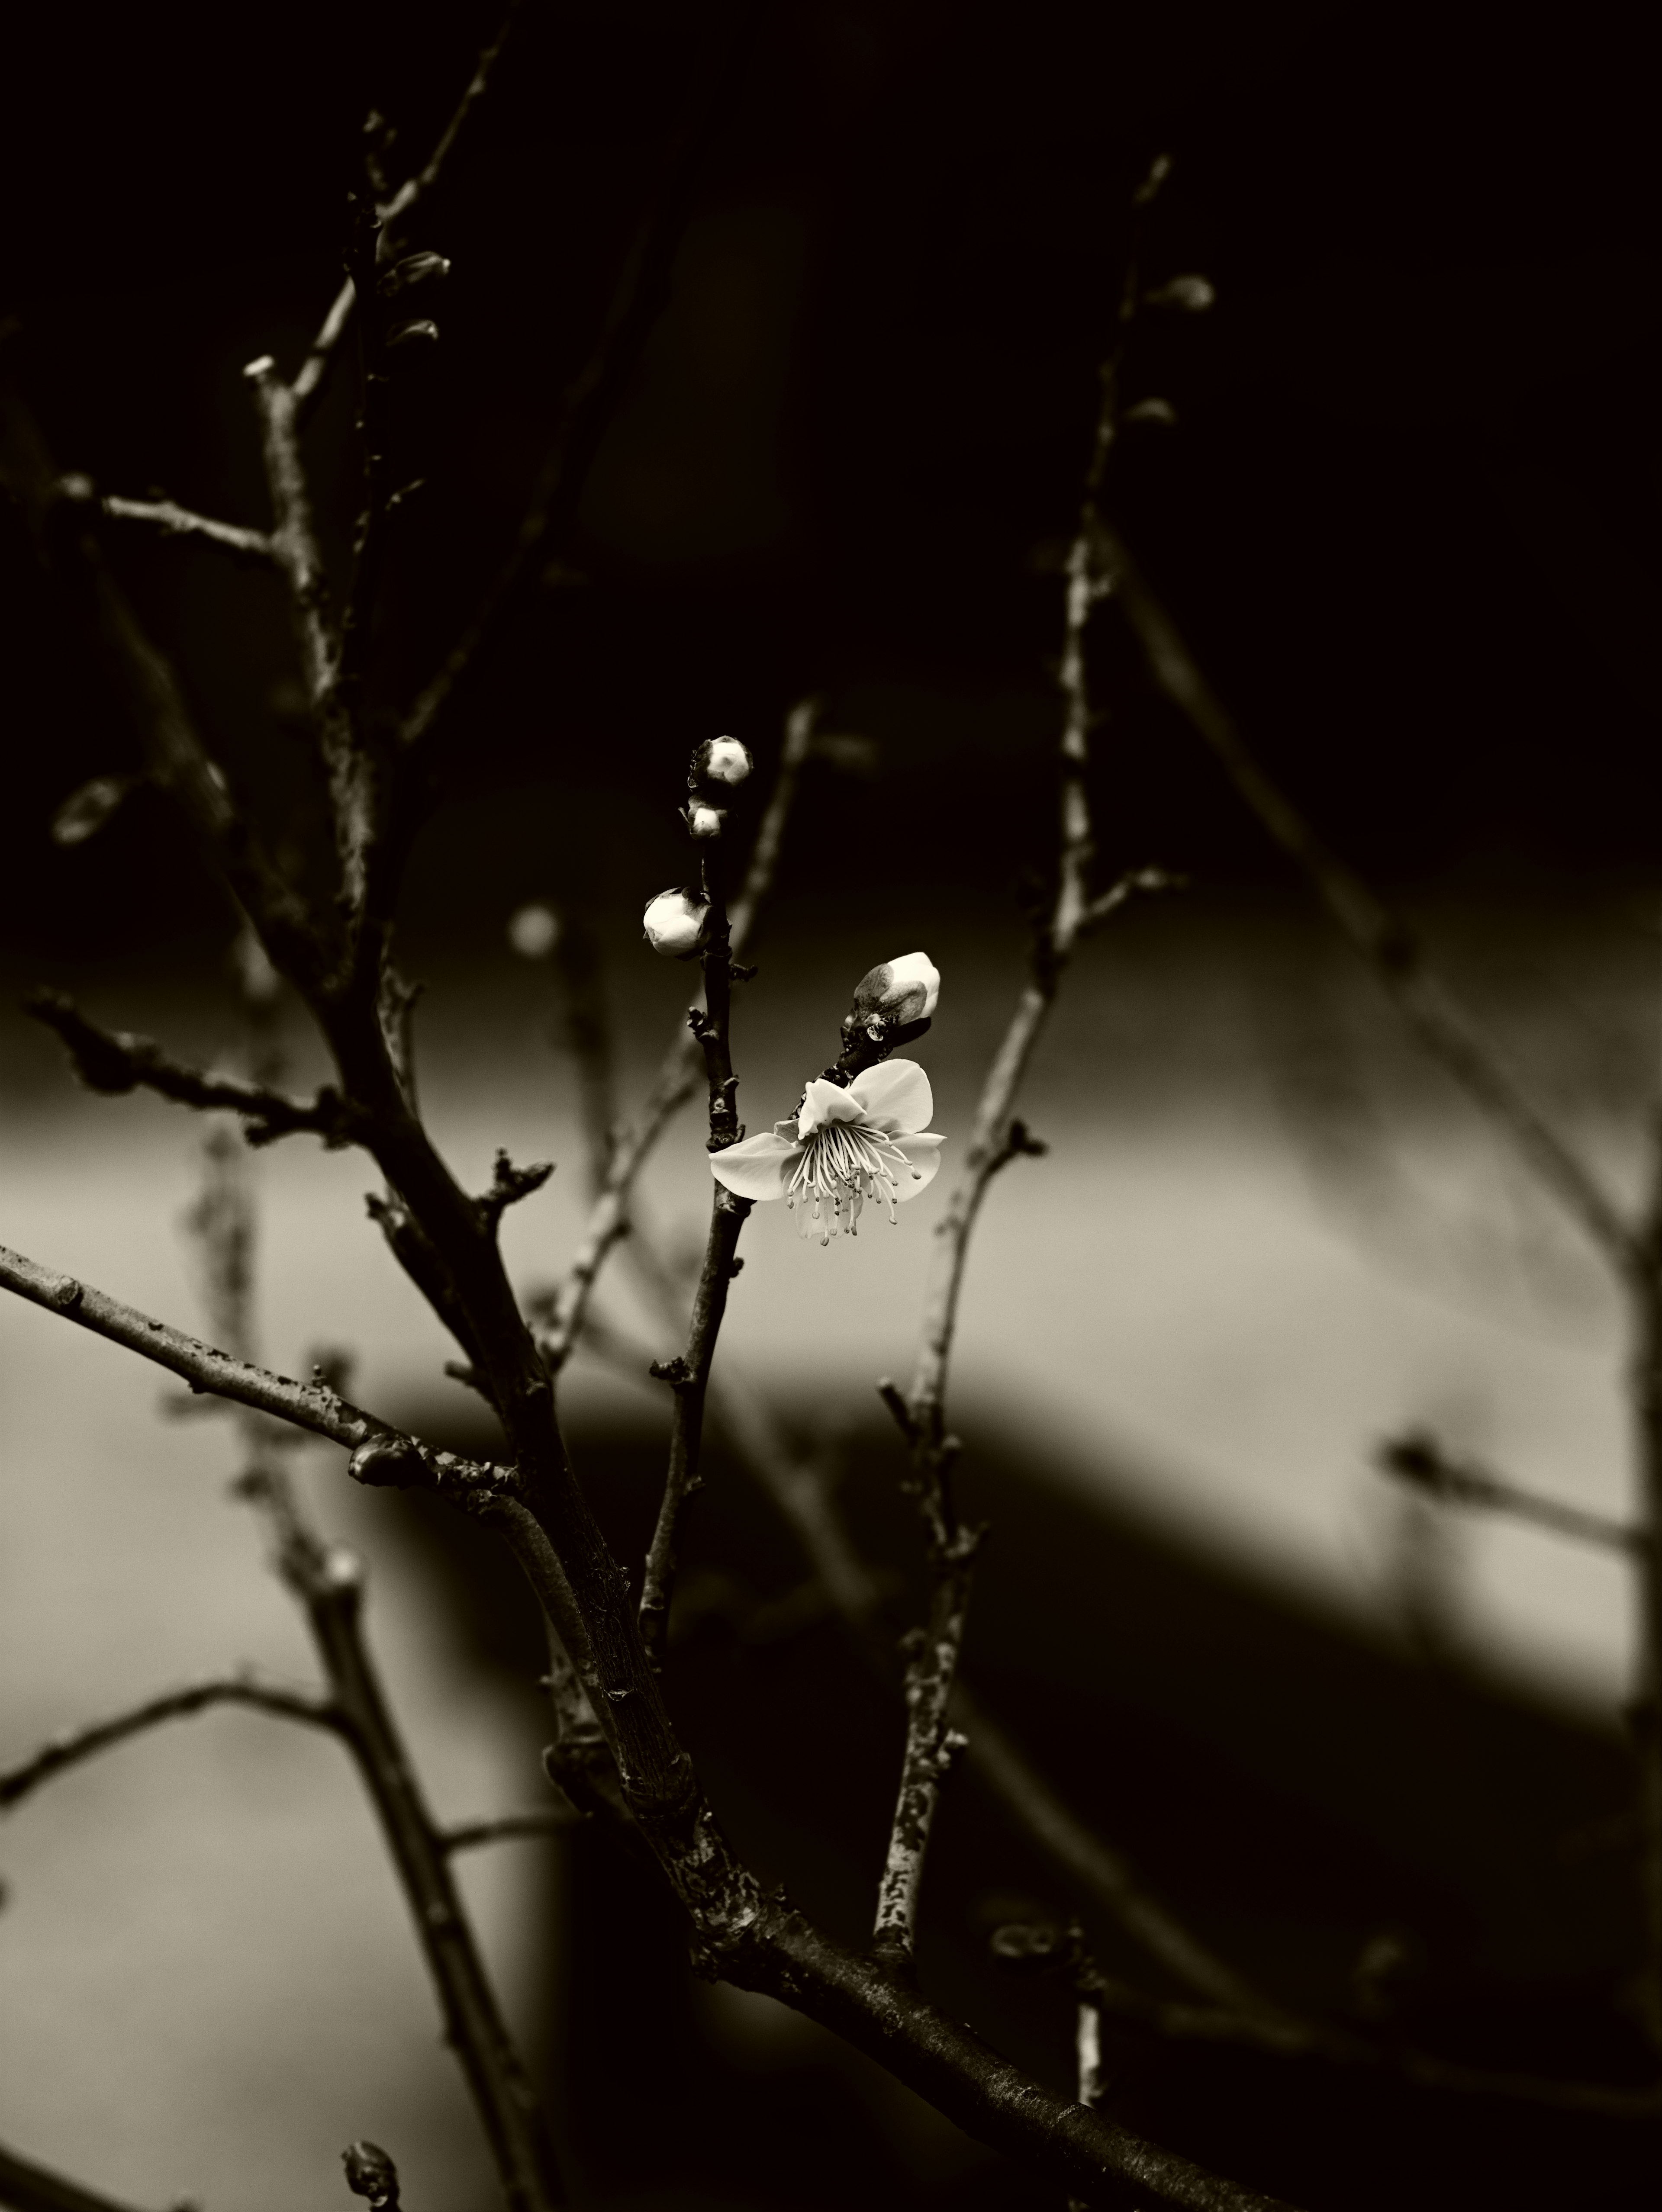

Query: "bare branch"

xmin=0 ymin=1241 xmax=512 ymax=1501
xmin=0 ymin=388 xmax=325 ymax=984
xmin=291 ymin=3 xmax=523 ymax=426
xmin=443 ymin=1811 xmax=574 ymax=1853
xmin=478 ymin=1149 xmax=556 ymax=1233
xmin=0 ymin=1673 xmax=342 ymax=1811
xmin=638 ymin=1189 xmax=751 ymax=1665
xmin=1379 ymin=1429 xmax=1639 ymax=1555
xmin=27 ymin=991 xmax=361 ymax=1148
xmin=871 ymin=1550 xmax=976 ymax=1973
xmin=904 ymin=166 xmax=1174 ymax=1448
xmin=0 ymin=2135 xmax=161 ymax=2212
xmin=100 ymin=493 xmax=274 ymax=563
xmin=1092 ymin=517 xmax=1637 ymax=1281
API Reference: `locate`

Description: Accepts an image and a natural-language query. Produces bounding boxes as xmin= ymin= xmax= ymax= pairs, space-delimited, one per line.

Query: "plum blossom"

xmin=711 ymin=1059 xmax=944 ymax=1244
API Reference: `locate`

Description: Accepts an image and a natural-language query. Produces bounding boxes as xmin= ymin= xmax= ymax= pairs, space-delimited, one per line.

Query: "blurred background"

xmin=3 ymin=1 xmax=1660 ymax=2206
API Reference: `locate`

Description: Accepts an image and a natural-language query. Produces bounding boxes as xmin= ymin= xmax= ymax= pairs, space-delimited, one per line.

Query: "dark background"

xmin=4 ymin=0 xmax=1659 ymax=979
xmin=4 ymin=4 xmax=1661 ymax=2208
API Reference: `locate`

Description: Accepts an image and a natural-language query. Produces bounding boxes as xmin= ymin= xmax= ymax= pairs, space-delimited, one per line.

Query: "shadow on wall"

xmin=380 ymin=1395 xmax=1656 ymax=2212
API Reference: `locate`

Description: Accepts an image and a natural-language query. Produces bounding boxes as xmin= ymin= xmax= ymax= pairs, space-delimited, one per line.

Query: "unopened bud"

xmin=692 ymin=735 xmax=754 ymax=787
xmin=685 ymin=800 xmax=726 ymax=840
xmin=386 ymin=318 xmax=439 ymax=348
xmin=507 ymin=901 xmax=560 ymax=959
xmin=642 ymin=886 xmax=712 ymax=958
xmin=847 ymin=951 xmax=940 ymax=1039
xmin=1124 ymin=397 xmax=1177 ymax=428
xmin=51 ymin=772 xmax=142 ymax=848
xmin=1145 ymin=273 xmax=1215 ymax=312
xmin=342 ymin=2139 xmax=400 ymax=2205
xmin=378 ymin=251 xmax=451 ymax=297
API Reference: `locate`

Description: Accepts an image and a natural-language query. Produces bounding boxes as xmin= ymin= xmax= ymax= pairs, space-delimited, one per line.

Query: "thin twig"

xmin=0 ymin=389 xmax=325 ymax=985
xmin=0 ymin=1674 xmax=342 ymax=1810
xmin=1091 ymin=517 xmax=1636 ymax=1280
xmin=638 ymin=1188 xmax=751 ymax=1665
xmin=100 ymin=494 xmax=274 ymax=563
xmin=26 ymin=991 xmax=361 ymax=1147
xmin=905 ymin=157 xmax=1174 ymax=1445
xmin=291 ymin=3 xmax=522 ymax=425
xmin=443 ymin=1811 xmax=574 ymax=1853
xmin=0 ymin=1241 xmax=513 ymax=1501
xmin=1379 ymin=1430 xmax=1639 ymax=1555
xmin=538 ymin=701 xmax=816 ymax=1372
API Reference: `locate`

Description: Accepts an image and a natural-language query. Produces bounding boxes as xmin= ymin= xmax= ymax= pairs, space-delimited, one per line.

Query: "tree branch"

xmin=443 ymin=1811 xmax=574 ymax=1853
xmin=638 ymin=1188 xmax=750 ymax=1665
xmin=0 ymin=1241 xmax=512 ymax=1501
xmin=26 ymin=991 xmax=362 ymax=1148
xmin=871 ymin=1534 xmax=976 ymax=1974
xmin=290 ymin=3 xmax=522 ymax=426
xmin=0 ymin=388 xmax=326 ymax=985
xmin=1379 ymin=1429 xmax=1639 ymax=1555
xmin=1092 ymin=518 xmax=1637 ymax=1281
xmin=904 ymin=156 xmax=1173 ymax=1446
xmin=99 ymin=493 xmax=274 ymax=563
xmin=0 ymin=1674 xmax=342 ymax=1811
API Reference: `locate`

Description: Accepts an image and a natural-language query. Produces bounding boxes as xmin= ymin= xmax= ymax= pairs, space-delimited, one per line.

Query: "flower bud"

xmin=642 ymin=886 xmax=712 ymax=958
xmin=692 ymin=735 xmax=754 ymax=787
xmin=847 ymin=951 xmax=940 ymax=1039
xmin=377 ymin=251 xmax=451 ymax=297
xmin=685 ymin=800 xmax=726 ymax=839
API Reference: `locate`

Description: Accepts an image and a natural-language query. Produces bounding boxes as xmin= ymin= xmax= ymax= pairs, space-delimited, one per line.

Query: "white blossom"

xmin=642 ymin=887 xmax=712 ymax=958
xmin=711 ymin=1060 xmax=944 ymax=1244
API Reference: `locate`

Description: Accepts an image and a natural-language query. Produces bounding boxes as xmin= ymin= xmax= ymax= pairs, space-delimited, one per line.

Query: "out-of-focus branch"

xmin=399 ymin=10 xmax=752 ymax=765
xmin=0 ymin=1674 xmax=342 ymax=1810
xmin=0 ymin=1241 xmax=512 ymax=1501
xmin=291 ymin=3 xmax=522 ymax=426
xmin=0 ymin=2137 xmax=161 ymax=2212
xmin=1091 ymin=518 xmax=1636 ymax=1281
xmin=1379 ymin=1429 xmax=1639 ymax=1554
xmin=99 ymin=493 xmax=274 ymax=563
xmin=443 ymin=1811 xmax=573 ymax=1854
xmin=538 ymin=701 xmax=817 ymax=1373
xmin=1633 ymin=1117 xmax=1662 ymax=2051
xmin=26 ymin=991 xmax=361 ymax=1148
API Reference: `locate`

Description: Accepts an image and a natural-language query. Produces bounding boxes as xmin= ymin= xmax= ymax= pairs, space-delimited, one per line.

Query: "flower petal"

xmin=798 ymin=1077 xmax=864 ymax=1138
xmin=710 ymin=1130 xmax=799 ymax=1200
xmin=849 ymin=1058 xmax=933 ymax=1135
xmin=892 ymin=1132 xmax=944 ymax=1200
